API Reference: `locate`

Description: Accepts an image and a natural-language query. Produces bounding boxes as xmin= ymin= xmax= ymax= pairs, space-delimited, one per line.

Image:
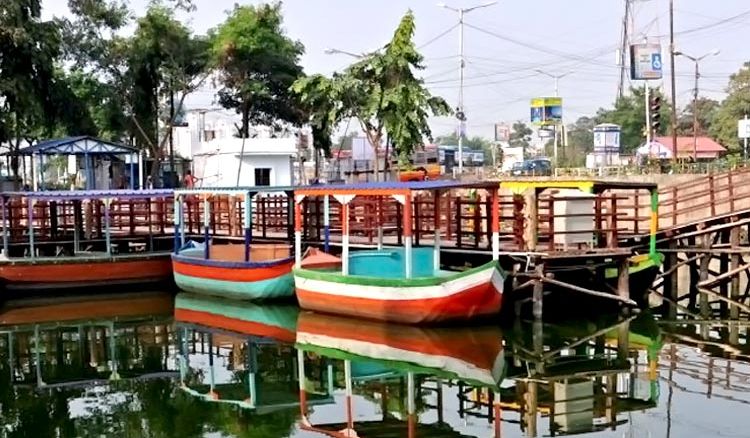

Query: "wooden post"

xmin=730 ymin=221 xmax=741 ymax=320
xmin=664 ymin=239 xmax=679 ymax=319
xmin=719 ymin=231 xmax=729 ymax=316
xmin=618 ymin=256 xmax=630 ymax=304
xmin=533 ymin=263 xmax=544 ymax=319
xmin=455 ymin=197 xmax=462 ymax=248
xmin=699 ymin=234 xmax=712 ymax=318
xmin=617 ymin=319 xmax=630 ymax=361
xmin=413 ymin=195 xmax=420 ymax=247
xmin=1 ymin=197 xmax=8 ymax=257
xmin=649 ymin=189 xmax=658 ymax=258
xmin=377 ymin=196 xmax=384 ymax=250
xmin=525 ymin=189 xmax=538 ymax=251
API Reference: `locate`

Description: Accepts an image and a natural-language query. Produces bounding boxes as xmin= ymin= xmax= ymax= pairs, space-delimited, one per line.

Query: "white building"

xmin=173 ymin=109 xmax=305 ymax=187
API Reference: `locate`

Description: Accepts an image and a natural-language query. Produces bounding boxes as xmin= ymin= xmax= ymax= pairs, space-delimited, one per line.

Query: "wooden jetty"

xmin=0 ymin=189 xmax=175 ymax=293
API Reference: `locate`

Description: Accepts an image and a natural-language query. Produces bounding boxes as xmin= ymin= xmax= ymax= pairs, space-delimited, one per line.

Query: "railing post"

xmin=455 ymin=197 xmax=462 ymax=249
xmin=671 ymin=186 xmax=678 ymax=227
xmin=728 ymin=170 xmax=735 ymax=213
xmin=548 ymin=196 xmax=555 ymax=251
xmin=709 ymin=174 xmax=716 ymax=216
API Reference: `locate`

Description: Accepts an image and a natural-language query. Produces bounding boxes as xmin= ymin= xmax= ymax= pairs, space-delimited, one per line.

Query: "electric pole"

xmin=669 ymin=0 xmax=678 ymax=164
xmin=439 ymin=1 xmax=498 ymax=176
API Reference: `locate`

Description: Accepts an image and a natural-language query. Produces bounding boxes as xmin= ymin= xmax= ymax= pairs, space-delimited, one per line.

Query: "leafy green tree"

xmin=595 ymin=86 xmax=671 ymax=153
xmin=710 ymin=63 xmax=750 ymax=155
xmin=213 ymin=3 xmax=305 ymax=138
xmin=559 ymin=116 xmax=595 ymax=166
xmin=0 ymin=0 xmax=61 ymax=178
xmin=676 ymin=97 xmax=719 ymax=136
xmin=509 ymin=121 xmax=533 ymax=152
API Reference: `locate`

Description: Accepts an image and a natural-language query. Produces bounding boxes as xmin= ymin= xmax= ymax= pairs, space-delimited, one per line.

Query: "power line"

xmin=418 ymin=23 xmax=459 ymax=50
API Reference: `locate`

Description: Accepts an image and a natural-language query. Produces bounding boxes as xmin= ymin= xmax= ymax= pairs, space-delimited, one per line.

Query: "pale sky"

xmin=42 ymin=0 xmax=750 ymax=139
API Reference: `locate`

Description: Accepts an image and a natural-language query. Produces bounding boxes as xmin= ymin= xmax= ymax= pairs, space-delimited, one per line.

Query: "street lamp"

xmin=438 ymin=1 xmax=499 ymax=176
xmin=674 ymin=48 xmax=720 ymax=161
xmin=324 ymin=48 xmax=366 ymax=58
xmin=535 ymin=70 xmax=573 ymax=166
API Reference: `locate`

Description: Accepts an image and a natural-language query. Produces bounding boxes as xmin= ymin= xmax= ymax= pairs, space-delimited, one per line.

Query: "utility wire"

xmin=418 ymin=23 xmax=459 ymax=50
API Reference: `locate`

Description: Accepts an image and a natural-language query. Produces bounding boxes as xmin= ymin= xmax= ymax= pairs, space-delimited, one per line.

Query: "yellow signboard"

xmin=530 ymin=97 xmax=563 ymax=126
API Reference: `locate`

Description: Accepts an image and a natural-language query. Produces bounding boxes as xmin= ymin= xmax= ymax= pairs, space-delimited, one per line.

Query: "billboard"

xmin=593 ymin=123 xmax=621 ymax=153
xmin=630 ymin=43 xmax=663 ymax=80
xmin=530 ymin=97 xmax=562 ymax=126
xmin=494 ymin=123 xmax=510 ymax=142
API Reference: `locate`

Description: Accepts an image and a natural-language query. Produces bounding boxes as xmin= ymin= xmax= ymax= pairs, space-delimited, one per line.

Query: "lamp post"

xmin=438 ymin=1 xmax=499 ymax=176
xmin=674 ymin=49 xmax=720 ymax=161
xmin=534 ymin=70 xmax=572 ymax=165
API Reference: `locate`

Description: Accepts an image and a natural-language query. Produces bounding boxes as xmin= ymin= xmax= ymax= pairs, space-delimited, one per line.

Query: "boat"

xmin=170 ymin=187 xmax=296 ymax=300
xmin=0 ymin=189 xmax=176 ymax=292
xmin=292 ymin=181 xmax=506 ymax=324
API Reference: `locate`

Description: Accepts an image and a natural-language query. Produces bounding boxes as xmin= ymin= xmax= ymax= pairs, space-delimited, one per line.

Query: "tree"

xmin=292 ymin=10 xmax=450 ymax=180
xmin=213 ymin=3 xmax=305 ymax=138
xmin=0 ymin=0 xmax=61 ymax=178
xmin=595 ymin=86 xmax=671 ymax=153
xmin=508 ymin=121 xmax=533 ymax=152
xmin=710 ymin=63 xmax=750 ymax=155
xmin=560 ymin=116 xmax=595 ymax=167
xmin=127 ymin=4 xmax=210 ymax=184
xmin=676 ymin=97 xmax=719 ymax=136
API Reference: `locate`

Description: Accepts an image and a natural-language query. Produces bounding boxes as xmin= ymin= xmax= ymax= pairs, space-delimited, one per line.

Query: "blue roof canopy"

xmin=14 ymin=136 xmax=138 ymax=156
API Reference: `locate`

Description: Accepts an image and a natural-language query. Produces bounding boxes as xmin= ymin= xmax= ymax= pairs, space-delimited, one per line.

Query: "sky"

xmin=41 ymin=0 xmax=750 ymax=140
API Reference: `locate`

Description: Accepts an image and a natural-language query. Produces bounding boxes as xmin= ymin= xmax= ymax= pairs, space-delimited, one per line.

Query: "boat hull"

xmin=294 ymin=261 xmax=504 ymax=324
xmin=172 ymin=251 xmax=295 ymax=301
xmin=0 ymin=254 xmax=172 ymax=291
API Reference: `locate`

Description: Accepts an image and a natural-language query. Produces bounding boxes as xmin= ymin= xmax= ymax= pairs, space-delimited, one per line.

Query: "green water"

xmin=0 ymin=292 xmax=748 ymax=438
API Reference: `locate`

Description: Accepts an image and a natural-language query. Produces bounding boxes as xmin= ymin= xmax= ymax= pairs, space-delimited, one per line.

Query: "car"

xmin=511 ymin=158 xmax=552 ymax=176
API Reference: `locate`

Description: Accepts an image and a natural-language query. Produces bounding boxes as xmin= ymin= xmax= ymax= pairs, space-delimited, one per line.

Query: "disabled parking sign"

xmin=630 ymin=43 xmax=663 ymax=80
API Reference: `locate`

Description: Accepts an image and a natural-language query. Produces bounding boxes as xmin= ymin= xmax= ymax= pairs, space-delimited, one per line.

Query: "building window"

xmin=254 ymin=168 xmax=271 ymax=186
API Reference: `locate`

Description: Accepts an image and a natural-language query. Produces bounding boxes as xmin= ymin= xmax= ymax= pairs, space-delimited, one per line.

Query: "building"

xmin=172 ymin=110 xmax=305 ymax=187
xmin=649 ymin=136 xmax=727 ymax=160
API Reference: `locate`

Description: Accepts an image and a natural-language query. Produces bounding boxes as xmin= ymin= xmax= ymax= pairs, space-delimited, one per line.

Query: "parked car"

xmin=510 ymin=158 xmax=553 ymax=176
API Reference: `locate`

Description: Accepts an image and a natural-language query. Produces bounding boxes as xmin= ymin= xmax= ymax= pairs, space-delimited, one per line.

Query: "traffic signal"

xmin=650 ymin=96 xmax=661 ymax=132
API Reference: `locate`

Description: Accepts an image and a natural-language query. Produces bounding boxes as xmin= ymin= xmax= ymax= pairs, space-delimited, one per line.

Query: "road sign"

xmin=630 ymin=43 xmax=663 ymax=80
xmin=738 ymin=119 xmax=750 ymax=139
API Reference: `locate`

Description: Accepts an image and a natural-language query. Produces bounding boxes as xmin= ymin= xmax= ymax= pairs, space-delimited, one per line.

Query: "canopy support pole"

xmin=295 ymin=196 xmax=303 ymax=268
xmin=403 ymin=194 xmax=413 ymax=279
xmin=323 ymin=195 xmax=330 ymax=253
xmin=2 ymin=197 xmax=8 ymax=257
xmin=28 ymin=198 xmax=34 ymax=259
xmin=491 ymin=188 xmax=500 ymax=261
xmin=104 ymin=199 xmax=112 ymax=256
xmin=173 ymin=195 xmax=181 ymax=254
xmin=342 ymin=201 xmax=350 ymax=275
xmin=244 ymin=192 xmax=252 ymax=262
xmin=203 ymin=196 xmax=211 ymax=260
xmin=434 ymin=190 xmax=441 ymax=272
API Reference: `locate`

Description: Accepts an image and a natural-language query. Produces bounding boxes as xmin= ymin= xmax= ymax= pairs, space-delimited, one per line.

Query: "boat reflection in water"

xmin=295 ymin=311 xmax=505 ymax=437
xmin=173 ymin=293 xmax=334 ymax=414
xmin=0 ymin=291 xmax=175 ymax=388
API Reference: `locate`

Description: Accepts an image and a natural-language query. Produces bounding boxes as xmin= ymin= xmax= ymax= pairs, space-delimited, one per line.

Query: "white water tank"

xmin=552 ymin=189 xmax=595 ymax=249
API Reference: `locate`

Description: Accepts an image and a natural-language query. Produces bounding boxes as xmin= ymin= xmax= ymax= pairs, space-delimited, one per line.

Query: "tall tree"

xmin=710 ymin=63 xmax=750 ymax=155
xmin=595 ymin=86 xmax=671 ymax=153
xmin=676 ymin=96 xmax=719 ymax=136
xmin=0 ymin=0 xmax=61 ymax=178
xmin=213 ymin=3 xmax=305 ymax=138
xmin=508 ymin=121 xmax=533 ymax=152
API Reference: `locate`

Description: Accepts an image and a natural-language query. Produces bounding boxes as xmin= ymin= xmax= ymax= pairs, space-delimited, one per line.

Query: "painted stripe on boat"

xmin=294 ymin=264 xmax=503 ymax=301
xmin=172 ymin=258 xmax=293 ymax=282
xmin=173 ymin=272 xmax=294 ymax=300
xmin=296 ymin=279 xmax=503 ymax=323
